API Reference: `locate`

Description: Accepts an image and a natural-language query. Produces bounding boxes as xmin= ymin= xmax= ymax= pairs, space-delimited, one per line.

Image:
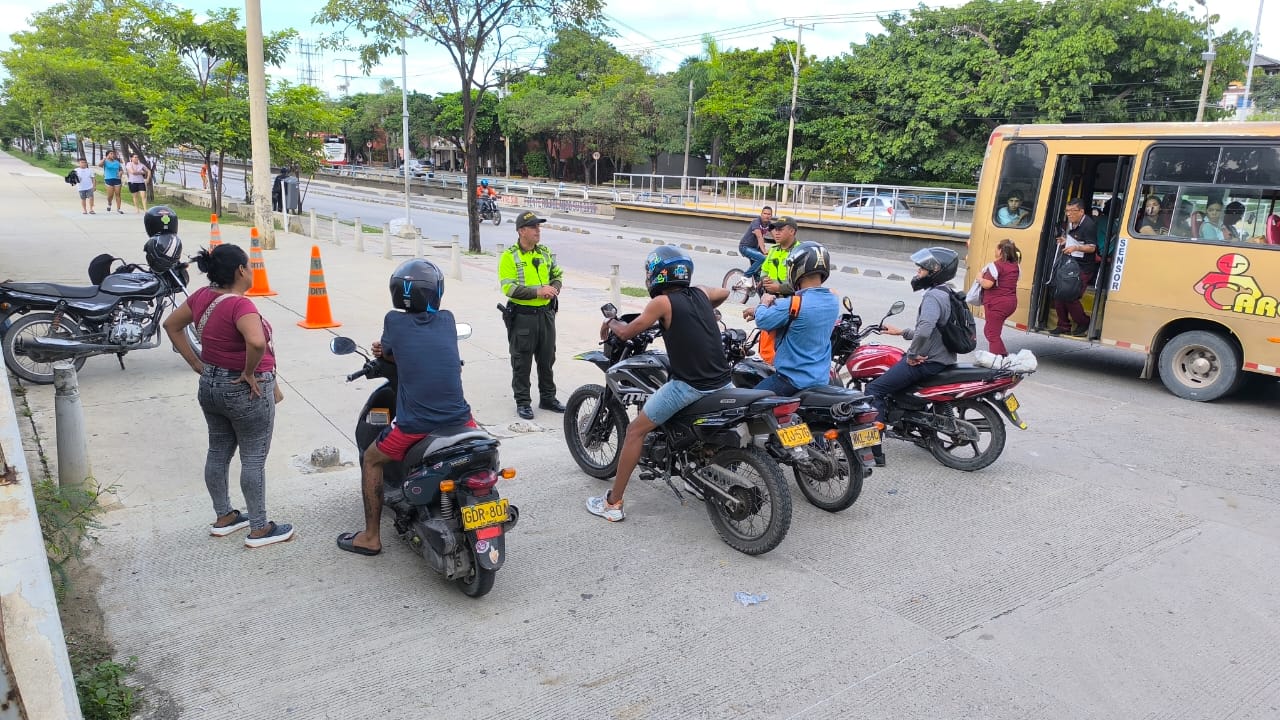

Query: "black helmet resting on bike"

xmin=390 ymin=258 xmax=444 ymax=313
xmin=143 ymin=205 xmax=179 ymax=238
xmin=143 ymin=233 xmax=183 ymax=273
xmin=644 ymin=245 xmax=693 ymax=298
xmin=909 ymin=247 xmax=959 ymax=291
xmin=787 ymin=241 xmax=831 ymax=287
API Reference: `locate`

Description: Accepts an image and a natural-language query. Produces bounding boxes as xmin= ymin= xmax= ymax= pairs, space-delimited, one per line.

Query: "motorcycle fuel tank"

xmin=99 ymin=272 xmax=162 ymax=297
xmin=845 ymin=344 xmax=905 ymax=382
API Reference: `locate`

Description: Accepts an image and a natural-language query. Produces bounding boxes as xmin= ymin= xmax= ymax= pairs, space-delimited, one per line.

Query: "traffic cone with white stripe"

xmin=245 ymin=227 xmax=277 ymax=297
xmin=209 ymin=213 xmax=222 ymax=248
xmin=297 ymin=245 xmax=340 ymax=329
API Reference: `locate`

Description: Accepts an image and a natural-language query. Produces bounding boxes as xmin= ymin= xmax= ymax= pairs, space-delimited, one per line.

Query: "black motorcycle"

xmin=721 ymin=326 xmax=882 ymax=513
xmin=477 ymin=196 xmax=501 ymax=225
xmin=330 ymin=333 xmax=518 ymax=598
xmin=562 ymin=305 xmax=795 ymax=556
xmin=1 ymin=254 xmax=199 ymax=384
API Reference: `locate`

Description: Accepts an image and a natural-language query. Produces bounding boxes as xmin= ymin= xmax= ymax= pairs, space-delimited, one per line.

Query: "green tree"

xmin=315 ymin=0 xmax=606 ymax=252
xmin=1252 ymin=74 xmax=1280 ymax=115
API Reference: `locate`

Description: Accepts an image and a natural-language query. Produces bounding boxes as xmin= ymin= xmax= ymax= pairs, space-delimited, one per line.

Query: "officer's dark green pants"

xmin=509 ymin=307 xmax=556 ymax=406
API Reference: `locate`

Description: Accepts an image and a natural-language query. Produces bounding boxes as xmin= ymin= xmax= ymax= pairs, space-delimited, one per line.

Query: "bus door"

xmin=1027 ymin=154 xmax=1134 ymax=338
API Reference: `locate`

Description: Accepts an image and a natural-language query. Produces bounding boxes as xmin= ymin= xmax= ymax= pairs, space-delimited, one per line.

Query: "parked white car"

xmin=834 ymin=195 xmax=913 ymax=220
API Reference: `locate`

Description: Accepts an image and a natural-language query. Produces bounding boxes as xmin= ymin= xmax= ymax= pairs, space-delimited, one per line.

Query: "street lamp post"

xmin=400 ymin=33 xmax=415 ymax=236
xmin=1241 ymin=0 xmax=1266 ymax=117
xmin=780 ymin=20 xmax=812 ymax=206
xmin=1194 ymin=0 xmax=1217 ymax=123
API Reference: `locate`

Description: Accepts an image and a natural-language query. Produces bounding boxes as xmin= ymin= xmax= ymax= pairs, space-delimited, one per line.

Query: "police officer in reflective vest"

xmin=500 ymin=211 xmax=565 ymax=420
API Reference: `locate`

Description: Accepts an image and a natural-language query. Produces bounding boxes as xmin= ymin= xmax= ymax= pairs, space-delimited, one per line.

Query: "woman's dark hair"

xmin=997 ymin=238 xmax=1021 ymax=263
xmin=193 ymin=244 xmax=248 ymax=288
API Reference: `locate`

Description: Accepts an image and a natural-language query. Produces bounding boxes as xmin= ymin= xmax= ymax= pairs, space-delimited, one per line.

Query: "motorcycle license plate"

xmin=462 ymin=498 xmax=509 ymax=531
xmin=366 ymin=407 xmax=391 ymax=426
xmin=1004 ymin=394 xmax=1020 ymax=413
xmin=776 ymin=423 xmax=813 ymax=448
xmin=852 ymin=427 xmax=881 ymax=449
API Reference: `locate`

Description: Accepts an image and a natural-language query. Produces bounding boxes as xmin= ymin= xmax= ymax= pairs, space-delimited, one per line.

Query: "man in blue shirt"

xmin=338 ymin=259 xmax=475 ymax=557
xmin=745 ymin=241 xmax=840 ymax=395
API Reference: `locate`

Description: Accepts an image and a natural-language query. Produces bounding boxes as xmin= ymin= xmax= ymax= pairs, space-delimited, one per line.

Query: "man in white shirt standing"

xmin=73 ymin=158 xmax=97 ymax=215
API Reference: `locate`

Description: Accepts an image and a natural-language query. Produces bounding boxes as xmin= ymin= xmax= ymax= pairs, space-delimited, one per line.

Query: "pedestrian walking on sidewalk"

xmin=125 ymin=153 xmax=150 ymax=214
xmin=72 ymin=158 xmax=96 ymax=214
xmin=499 ymin=211 xmax=564 ymax=420
xmin=163 ymin=241 xmax=294 ymax=548
xmin=100 ymin=149 xmax=123 ymax=213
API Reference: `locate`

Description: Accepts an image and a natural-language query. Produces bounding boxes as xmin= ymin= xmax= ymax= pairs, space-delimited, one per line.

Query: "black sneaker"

xmin=1069 ymin=326 xmax=1089 ymax=337
xmin=1049 ymin=327 xmax=1067 ymax=336
xmin=539 ymin=399 xmax=566 ymax=413
xmin=516 ymin=405 xmax=534 ymax=420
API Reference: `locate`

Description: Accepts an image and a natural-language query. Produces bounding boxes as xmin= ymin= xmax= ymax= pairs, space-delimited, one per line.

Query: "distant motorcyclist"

xmin=586 ymin=246 xmax=733 ymax=523
xmin=476 ymin=178 xmax=498 ymax=214
xmin=744 ymin=241 xmax=840 ymax=396
xmin=866 ymin=247 xmax=959 ymax=420
xmin=336 ymin=259 xmax=476 ymax=557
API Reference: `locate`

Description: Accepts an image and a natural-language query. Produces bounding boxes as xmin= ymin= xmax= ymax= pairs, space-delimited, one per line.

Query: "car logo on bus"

xmin=1194 ymin=253 xmax=1277 ymax=318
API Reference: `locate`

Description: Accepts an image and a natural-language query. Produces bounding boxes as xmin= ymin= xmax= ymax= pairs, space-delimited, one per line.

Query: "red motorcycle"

xmin=833 ymin=299 xmax=1032 ymax=471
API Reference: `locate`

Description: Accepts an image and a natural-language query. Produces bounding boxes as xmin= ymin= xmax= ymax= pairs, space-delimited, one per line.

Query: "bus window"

xmin=1143 ymin=145 xmax=1218 ymax=184
xmin=1217 ymin=146 xmax=1280 ymax=187
xmin=993 ymin=143 xmax=1045 ymax=228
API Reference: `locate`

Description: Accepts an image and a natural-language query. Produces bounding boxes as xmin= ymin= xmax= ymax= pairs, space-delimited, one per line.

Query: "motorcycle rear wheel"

xmin=926 ymin=399 xmax=1006 ymax=472
xmin=457 ymin=564 xmax=496 ymax=598
xmin=703 ymin=447 xmax=792 ymax=556
xmin=721 ymin=268 xmax=751 ymax=305
xmin=563 ymin=384 xmax=628 ymax=479
xmin=793 ymin=433 xmax=865 ymax=512
xmin=2 ymin=311 xmax=88 ymax=384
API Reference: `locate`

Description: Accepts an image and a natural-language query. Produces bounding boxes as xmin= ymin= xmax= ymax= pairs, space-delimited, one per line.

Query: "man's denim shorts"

xmin=642 ymin=379 xmax=734 ymax=425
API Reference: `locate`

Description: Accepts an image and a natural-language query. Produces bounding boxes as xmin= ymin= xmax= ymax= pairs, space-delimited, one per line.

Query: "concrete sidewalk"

xmin=6 ymin=150 xmax=1280 ymax=720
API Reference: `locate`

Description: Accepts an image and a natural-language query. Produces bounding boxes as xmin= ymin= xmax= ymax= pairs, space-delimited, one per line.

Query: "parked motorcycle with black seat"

xmin=331 ymin=332 xmax=518 ymax=598
xmin=563 ymin=305 xmax=795 ymax=556
xmin=0 ymin=207 xmax=199 ymax=384
xmin=721 ymin=325 xmax=882 ymax=512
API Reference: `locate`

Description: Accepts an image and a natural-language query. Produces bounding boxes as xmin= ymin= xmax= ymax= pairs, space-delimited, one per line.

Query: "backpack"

xmin=64 ymin=168 xmax=79 ymax=186
xmin=1051 ymin=256 xmax=1084 ymax=302
xmin=937 ymin=287 xmax=977 ymax=354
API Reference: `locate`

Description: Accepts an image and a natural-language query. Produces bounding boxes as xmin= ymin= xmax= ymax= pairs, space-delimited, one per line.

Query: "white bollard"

xmin=451 ymin=241 xmax=463 ymax=281
xmin=52 ymin=361 xmax=91 ymax=490
xmin=308 ymin=208 xmax=317 ymax=238
xmin=332 ymin=216 xmax=341 ymax=246
xmin=383 ymin=222 xmax=393 ymax=259
xmin=496 ymin=243 xmax=505 ymax=290
xmin=354 ymin=217 xmax=364 ymax=252
xmin=415 ymin=233 xmax=423 ymax=259
xmin=610 ymin=265 xmax=622 ymax=309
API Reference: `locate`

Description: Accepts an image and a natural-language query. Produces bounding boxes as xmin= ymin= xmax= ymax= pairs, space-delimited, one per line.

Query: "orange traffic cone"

xmin=245 ymin=227 xmax=277 ymax=297
xmin=297 ymin=246 xmax=341 ymax=329
xmin=208 ymin=213 xmax=222 ymax=248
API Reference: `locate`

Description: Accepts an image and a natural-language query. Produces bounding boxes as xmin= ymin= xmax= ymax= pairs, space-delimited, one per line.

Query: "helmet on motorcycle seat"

xmin=909 ymin=247 xmax=959 ymax=291
xmin=644 ymin=245 xmax=693 ymax=298
xmin=143 ymin=233 xmax=183 ymax=273
xmin=787 ymin=241 xmax=831 ymax=287
xmin=480 ymin=179 xmax=489 ymax=187
xmin=143 ymin=205 xmax=178 ymax=238
xmin=389 ymin=258 xmax=444 ymax=313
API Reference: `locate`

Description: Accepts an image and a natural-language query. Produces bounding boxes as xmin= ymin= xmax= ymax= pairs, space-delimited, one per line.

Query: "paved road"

xmin=10 ymin=151 xmax=1280 ymax=720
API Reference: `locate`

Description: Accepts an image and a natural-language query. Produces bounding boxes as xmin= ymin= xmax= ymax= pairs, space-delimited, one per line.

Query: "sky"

xmin=0 ymin=0 xmax=1276 ymax=99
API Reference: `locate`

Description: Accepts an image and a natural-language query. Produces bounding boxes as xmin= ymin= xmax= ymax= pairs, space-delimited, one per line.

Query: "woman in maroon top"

xmin=164 ymin=244 xmax=294 ymax=548
xmin=979 ymin=239 xmax=1021 ymax=357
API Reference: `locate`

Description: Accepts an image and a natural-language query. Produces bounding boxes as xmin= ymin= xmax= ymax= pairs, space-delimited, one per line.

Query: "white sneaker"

xmin=585 ymin=493 xmax=625 ymax=522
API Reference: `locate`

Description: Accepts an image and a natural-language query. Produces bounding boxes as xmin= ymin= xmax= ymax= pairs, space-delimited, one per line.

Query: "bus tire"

xmin=1157 ymin=330 xmax=1242 ymax=402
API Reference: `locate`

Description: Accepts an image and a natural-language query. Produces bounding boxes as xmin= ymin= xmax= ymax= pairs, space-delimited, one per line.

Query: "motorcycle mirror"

xmin=330 ymin=337 xmax=357 ymax=355
xmin=600 ymin=303 xmax=617 ymax=319
xmin=843 ymin=296 xmax=854 ymax=312
xmin=888 ymin=301 xmax=906 ymax=316
xmin=456 ymin=323 xmax=473 ymax=340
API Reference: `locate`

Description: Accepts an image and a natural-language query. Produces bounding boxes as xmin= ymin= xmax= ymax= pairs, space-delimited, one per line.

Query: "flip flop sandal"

xmin=336 ymin=532 xmax=381 ymax=556
xmin=244 ymin=521 xmax=295 ymax=548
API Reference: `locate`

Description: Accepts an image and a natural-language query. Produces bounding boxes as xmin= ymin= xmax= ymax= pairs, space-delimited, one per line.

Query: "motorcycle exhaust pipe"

xmin=18 ymin=335 xmax=160 ymax=361
xmin=688 ymin=464 xmax=760 ymax=512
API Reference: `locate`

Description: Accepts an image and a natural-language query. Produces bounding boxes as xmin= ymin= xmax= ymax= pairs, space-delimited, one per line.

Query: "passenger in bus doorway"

xmin=979 ymin=239 xmax=1021 ymax=356
xmin=1050 ymin=199 xmax=1096 ymax=337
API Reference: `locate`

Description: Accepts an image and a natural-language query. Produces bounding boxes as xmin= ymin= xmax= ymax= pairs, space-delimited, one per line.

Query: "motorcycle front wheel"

xmin=793 ymin=433 xmax=865 ymax=512
xmin=457 ymin=563 xmax=496 ymax=598
xmin=926 ymin=399 xmax=1006 ymax=471
xmin=721 ymin=268 xmax=751 ymax=305
xmin=2 ymin=311 xmax=88 ymax=384
xmin=703 ymin=447 xmax=792 ymax=556
xmin=563 ymin=384 xmax=628 ymax=479
xmin=491 ymin=208 xmax=502 ymax=226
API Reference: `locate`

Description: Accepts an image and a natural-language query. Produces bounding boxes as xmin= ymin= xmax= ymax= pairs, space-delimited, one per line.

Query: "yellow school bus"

xmin=966 ymin=122 xmax=1280 ymax=401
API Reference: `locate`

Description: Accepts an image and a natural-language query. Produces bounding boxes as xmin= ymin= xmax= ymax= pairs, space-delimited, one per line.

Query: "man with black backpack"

xmin=1050 ymin=198 xmax=1097 ymax=336
xmin=866 ymin=247 xmax=965 ymax=421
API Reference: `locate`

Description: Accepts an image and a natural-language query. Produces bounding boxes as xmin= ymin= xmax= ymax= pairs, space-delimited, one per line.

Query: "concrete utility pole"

xmin=1194 ymin=0 xmax=1217 ymax=123
xmin=401 ymin=34 xmax=415 ymax=236
xmin=1240 ymin=0 xmax=1265 ymax=118
xmin=244 ymin=0 xmax=275 ymax=248
xmin=781 ymin=20 xmax=813 ymax=205
xmin=682 ymin=78 xmax=693 ymax=197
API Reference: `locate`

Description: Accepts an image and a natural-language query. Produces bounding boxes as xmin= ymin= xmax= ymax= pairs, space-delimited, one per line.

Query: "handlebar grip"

xmin=346 ymin=367 xmax=368 ymax=382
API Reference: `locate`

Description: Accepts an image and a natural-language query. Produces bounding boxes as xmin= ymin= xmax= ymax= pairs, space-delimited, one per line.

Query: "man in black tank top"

xmin=586 ymin=248 xmax=733 ymax=523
